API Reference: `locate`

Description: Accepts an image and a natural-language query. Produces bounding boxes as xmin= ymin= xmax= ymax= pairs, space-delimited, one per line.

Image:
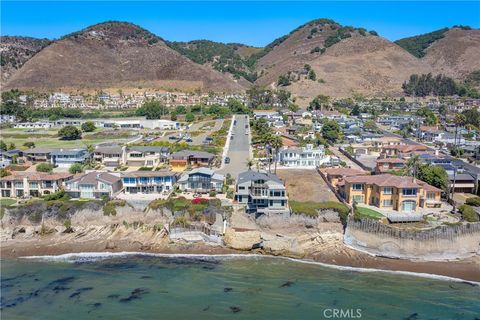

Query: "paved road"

xmin=217 ymin=115 xmax=251 ymax=179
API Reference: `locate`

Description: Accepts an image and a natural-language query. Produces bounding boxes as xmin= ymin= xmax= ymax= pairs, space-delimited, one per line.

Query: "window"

xmin=352 ymin=195 xmax=364 ymax=203
xmin=427 ymin=192 xmax=436 ymax=200
xmin=402 ymin=188 xmax=417 ymax=196
xmin=383 ymin=187 xmax=392 ymax=195
xmin=239 ymin=186 xmax=245 ymax=190
xmin=383 ymin=199 xmax=393 ymax=206
xmin=352 ymin=184 xmax=364 ymax=191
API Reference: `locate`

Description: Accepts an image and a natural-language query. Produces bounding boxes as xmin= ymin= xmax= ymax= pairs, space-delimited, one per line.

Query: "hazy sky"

xmin=1 ymin=1 xmax=479 ymax=46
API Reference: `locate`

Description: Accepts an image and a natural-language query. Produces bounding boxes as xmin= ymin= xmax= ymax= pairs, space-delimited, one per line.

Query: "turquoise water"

xmin=1 ymin=253 xmax=479 ymax=320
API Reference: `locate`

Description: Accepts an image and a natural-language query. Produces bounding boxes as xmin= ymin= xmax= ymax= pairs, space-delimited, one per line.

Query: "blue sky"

xmin=1 ymin=1 xmax=479 ymax=46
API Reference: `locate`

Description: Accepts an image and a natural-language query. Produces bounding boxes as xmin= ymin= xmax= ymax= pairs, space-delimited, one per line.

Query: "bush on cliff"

xmin=465 ymin=196 xmax=480 ymax=207
xmin=290 ymin=201 xmax=349 ymax=225
xmin=458 ymin=204 xmax=479 ymax=222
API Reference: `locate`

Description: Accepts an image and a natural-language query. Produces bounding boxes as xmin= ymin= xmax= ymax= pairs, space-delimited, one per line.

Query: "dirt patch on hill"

xmin=276 ymin=169 xmax=338 ymax=202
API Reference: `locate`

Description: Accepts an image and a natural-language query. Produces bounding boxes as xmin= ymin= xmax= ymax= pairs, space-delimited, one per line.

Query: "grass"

xmin=1 ymin=127 xmax=134 ymax=149
xmin=290 ymin=200 xmax=350 ymax=225
xmin=355 ymin=206 xmax=384 ymax=220
xmin=0 ymin=198 xmax=16 ymax=207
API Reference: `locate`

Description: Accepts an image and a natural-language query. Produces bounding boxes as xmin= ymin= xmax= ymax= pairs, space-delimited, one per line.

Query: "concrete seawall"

xmin=344 ymin=218 xmax=480 ymax=260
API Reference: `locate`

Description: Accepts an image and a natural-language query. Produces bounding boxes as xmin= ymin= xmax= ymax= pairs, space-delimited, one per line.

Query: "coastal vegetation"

xmin=289 ymin=201 xmax=349 ymax=225
xmin=394 ymin=28 xmax=449 ymax=58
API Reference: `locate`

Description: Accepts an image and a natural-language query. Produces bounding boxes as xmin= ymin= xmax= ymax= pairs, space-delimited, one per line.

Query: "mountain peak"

xmin=63 ymin=21 xmax=163 ymax=46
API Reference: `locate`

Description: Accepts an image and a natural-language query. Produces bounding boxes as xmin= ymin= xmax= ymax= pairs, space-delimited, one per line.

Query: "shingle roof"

xmin=127 ymin=146 xmax=169 ymax=153
xmin=24 ymin=147 xmax=58 ymax=154
xmin=122 ymin=170 xmax=176 ymax=178
xmin=95 ymin=146 xmax=123 ymax=154
xmin=68 ymin=171 xmax=120 ymax=185
xmin=170 ymin=150 xmax=214 ymax=160
xmin=237 ymin=170 xmax=283 ymax=184
xmin=50 ymin=148 xmax=87 ymax=156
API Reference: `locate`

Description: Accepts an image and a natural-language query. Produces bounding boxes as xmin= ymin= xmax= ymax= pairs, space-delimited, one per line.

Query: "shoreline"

xmin=2 ymin=239 xmax=479 ymax=282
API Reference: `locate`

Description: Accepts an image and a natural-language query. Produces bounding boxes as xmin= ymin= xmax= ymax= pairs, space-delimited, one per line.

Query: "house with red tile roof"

xmin=343 ymin=174 xmax=442 ymax=212
xmin=0 ymin=172 xmax=73 ymax=198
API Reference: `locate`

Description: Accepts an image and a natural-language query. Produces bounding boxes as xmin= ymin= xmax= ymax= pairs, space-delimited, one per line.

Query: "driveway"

xmin=217 ymin=115 xmax=251 ymax=179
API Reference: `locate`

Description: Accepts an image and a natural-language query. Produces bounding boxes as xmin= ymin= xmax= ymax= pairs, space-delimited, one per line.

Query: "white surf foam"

xmin=21 ymin=251 xmax=480 ymax=285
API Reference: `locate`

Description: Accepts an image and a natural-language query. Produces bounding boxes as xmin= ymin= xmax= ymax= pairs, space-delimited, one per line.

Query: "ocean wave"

xmin=21 ymin=251 xmax=480 ymax=285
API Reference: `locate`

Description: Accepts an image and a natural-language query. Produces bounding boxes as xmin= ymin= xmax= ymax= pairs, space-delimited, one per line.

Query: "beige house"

xmin=0 ymin=172 xmax=73 ymax=198
xmin=343 ymin=174 xmax=442 ymax=212
xmin=323 ymin=168 xmax=366 ymax=187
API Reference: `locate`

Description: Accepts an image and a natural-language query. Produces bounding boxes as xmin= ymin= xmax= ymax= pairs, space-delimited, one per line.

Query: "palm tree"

xmin=271 ymin=135 xmax=283 ymax=174
xmin=246 ymin=159 xmax=254 ymax=171
xmin=453 ymin=114 xmax=466 ymax=150
xmin=406 ymin=154 xmax=421 ymax=178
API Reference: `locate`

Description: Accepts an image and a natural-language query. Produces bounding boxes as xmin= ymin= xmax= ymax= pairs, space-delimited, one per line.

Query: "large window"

xmin=402 ymin=188 xmax=417 ymax=196
xmin=352 ymin=195 xmax=364 ymax=203
xmin=427 ymin=192 xmax=436 ymax=200
xmin=383 ymin=187 xmax=393 ymax=195
xmin=352 ymin=184 xmax=364 ymax=191
xmin=383 ymin=199 xmax=393 ymax=206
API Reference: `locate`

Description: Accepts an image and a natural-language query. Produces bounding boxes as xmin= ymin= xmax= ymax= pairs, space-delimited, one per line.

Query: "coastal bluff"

xmin=344 ymin=218 xmax=480 ymax=260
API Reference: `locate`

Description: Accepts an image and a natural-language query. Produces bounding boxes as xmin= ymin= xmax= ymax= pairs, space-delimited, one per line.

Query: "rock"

xmin=105 ymin=241 xmax=117 ymax=250
xmin=224 ymin=229 xmax=261 ymax=251
xmin=140 ymin=244 xmax=151 ymax=251
xmin=263 ymin=236 xmax=304 ymax=257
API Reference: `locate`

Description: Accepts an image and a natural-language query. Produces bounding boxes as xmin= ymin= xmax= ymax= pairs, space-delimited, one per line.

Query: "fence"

xmin=169 ymin=223 xmax=222 ymax=238
xmin=347 ymin=217 xmax=480 ymax=240
xmin=345 ymin=217 xmax=480 ymax=260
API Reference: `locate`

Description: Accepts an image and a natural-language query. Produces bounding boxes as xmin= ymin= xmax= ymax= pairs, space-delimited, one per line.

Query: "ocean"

xmin=1 ymin=253 xmax=479 ymax=319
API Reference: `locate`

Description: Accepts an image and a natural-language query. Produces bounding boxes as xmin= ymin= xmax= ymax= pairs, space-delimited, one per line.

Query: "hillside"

xmin=0 ymin=36 xmax=50 ymax=86
xmin=4 ymin=22 xmax=244 ymax=93
xmin=253 ymin=19 xmax=429 ymax=100
xmin=166 ymin=40 xmax=262 ymax=82
xmin=422 ymin=27 xmax=480 ymax=79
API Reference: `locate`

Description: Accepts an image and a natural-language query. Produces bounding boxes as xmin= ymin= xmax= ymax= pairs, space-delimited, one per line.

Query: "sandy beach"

xmin=2 ymin=236 xmax=479 ymax=283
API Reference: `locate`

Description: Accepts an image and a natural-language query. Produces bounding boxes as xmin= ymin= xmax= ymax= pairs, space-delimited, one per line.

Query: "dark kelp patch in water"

xmin=69 ymin=287 xmax=93 ymax=299
xmin=119 ymin=288 xmax=150 ymax=303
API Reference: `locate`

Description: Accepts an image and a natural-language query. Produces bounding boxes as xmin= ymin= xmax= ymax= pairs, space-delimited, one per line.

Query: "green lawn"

xmin=355 ymin=206 xmax=384 ymax=220
xmin=1 ymin=128 xmax=134 ymax=149
xmin=0 ymin=198 xmax=16 ymax=207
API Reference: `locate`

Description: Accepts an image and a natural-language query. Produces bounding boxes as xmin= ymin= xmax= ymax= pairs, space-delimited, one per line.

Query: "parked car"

xmin=225 ymin=157 xmax=230 ymax=164
xmin=185 ymin=138 xmax=193 ymax=142
xmin=169 ymin=136 xmax=178 ymax=140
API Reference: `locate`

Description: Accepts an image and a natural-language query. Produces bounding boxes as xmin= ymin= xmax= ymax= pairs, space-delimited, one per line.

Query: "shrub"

xmin=36 ymin=162 xmax=53 ymax=173
xmin=192 ymin=198 xmax=208 ymax=205
xmin=43 ymin=189 xmax=69 ymax=201
xmin=209 ymin=191 xmax=217 ymax=197
xmin=226 ymin=189 xmax=234 ymax=199
xmin=81 ymin=121 xmax=96 ymax=132
xmin=69 ymin=163 xmax=83 ymax=174
xmin=465 ymin=196 xmax=480 ymax=207
xmin=458 ymin=204 xmax=479 ymax=222
xmin=290 ymin=201 xmax=349 ymax=225
xmin=58 ymin=125 xmax=81 ymax=140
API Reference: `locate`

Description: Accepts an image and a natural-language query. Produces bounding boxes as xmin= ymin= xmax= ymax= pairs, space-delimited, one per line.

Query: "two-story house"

xmin=24 ymin=148 xmax=56 ymax=163
xmin=235 ymin=171 xmax=289 ymax=216
xmin=170 ymin=150 xmax=215 ymax=172
xmin=65 ymin=171 xmax=122 ymax=199
xmin=279 ymin=144 xmax=328 ymax=167
xmin=0 ymin=149 xmax=24 ymax=167
xmin=0 ymin=172 xmax=73 ymax=198
xmin=50 ymin=148 xmax=90 ymax=168
xmin=125 ymin=146 xmax=169 ymax=167
xmin=343 ymin=174 xmax=442 ymax=212
xmin=93 ymin=146 xmax=124 ymax=167
xmin=177 ymin=168 xmax=224 ymax=193
xmin=122 ymin=170 xmax=177 ymax=194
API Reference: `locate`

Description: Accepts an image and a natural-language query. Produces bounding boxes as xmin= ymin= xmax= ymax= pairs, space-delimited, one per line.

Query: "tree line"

xmin=402 ymin=73 xmax=480 ymax=98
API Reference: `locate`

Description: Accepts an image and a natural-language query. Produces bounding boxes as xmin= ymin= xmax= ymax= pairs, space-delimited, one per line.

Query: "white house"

xmin=279 ymin=144 xmax=329 ymax=167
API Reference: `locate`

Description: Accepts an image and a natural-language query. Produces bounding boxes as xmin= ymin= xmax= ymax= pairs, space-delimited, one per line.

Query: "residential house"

xmin=235 ymin=171 xmax=289 ymax=215
xmin=65 ymin=172 xmax=122 ymax=199
xmin=50 ymin=148 xmax=90 ymax=168
xmin=170 ymin=150 xmax=215 ymax=172
xmin=24 ymin=148 xmax=56 ymax=163
xmin=178 ymin=168 xmax=224 ymax=193
xmin=343 ymin=174 xmax=442 ymax=212
xmin=122 ymin=170 xmax=176 ymax=194
xmin=375 ymin=158 xmax=406 ymax=174
xmin=322 ymin=168 xmax=366 ymax=187
xmin=0 ymin=149 xmax=24 ymax=167
xmin=279 ymin=144 xmax=328 ymax=167
xmin=125 ymin=146 xmax=169 ymax=167
xmin=93 ymin=146 xmax=124 ymax=167
xmin=0 ymin=172 xmax=73 ymax=198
